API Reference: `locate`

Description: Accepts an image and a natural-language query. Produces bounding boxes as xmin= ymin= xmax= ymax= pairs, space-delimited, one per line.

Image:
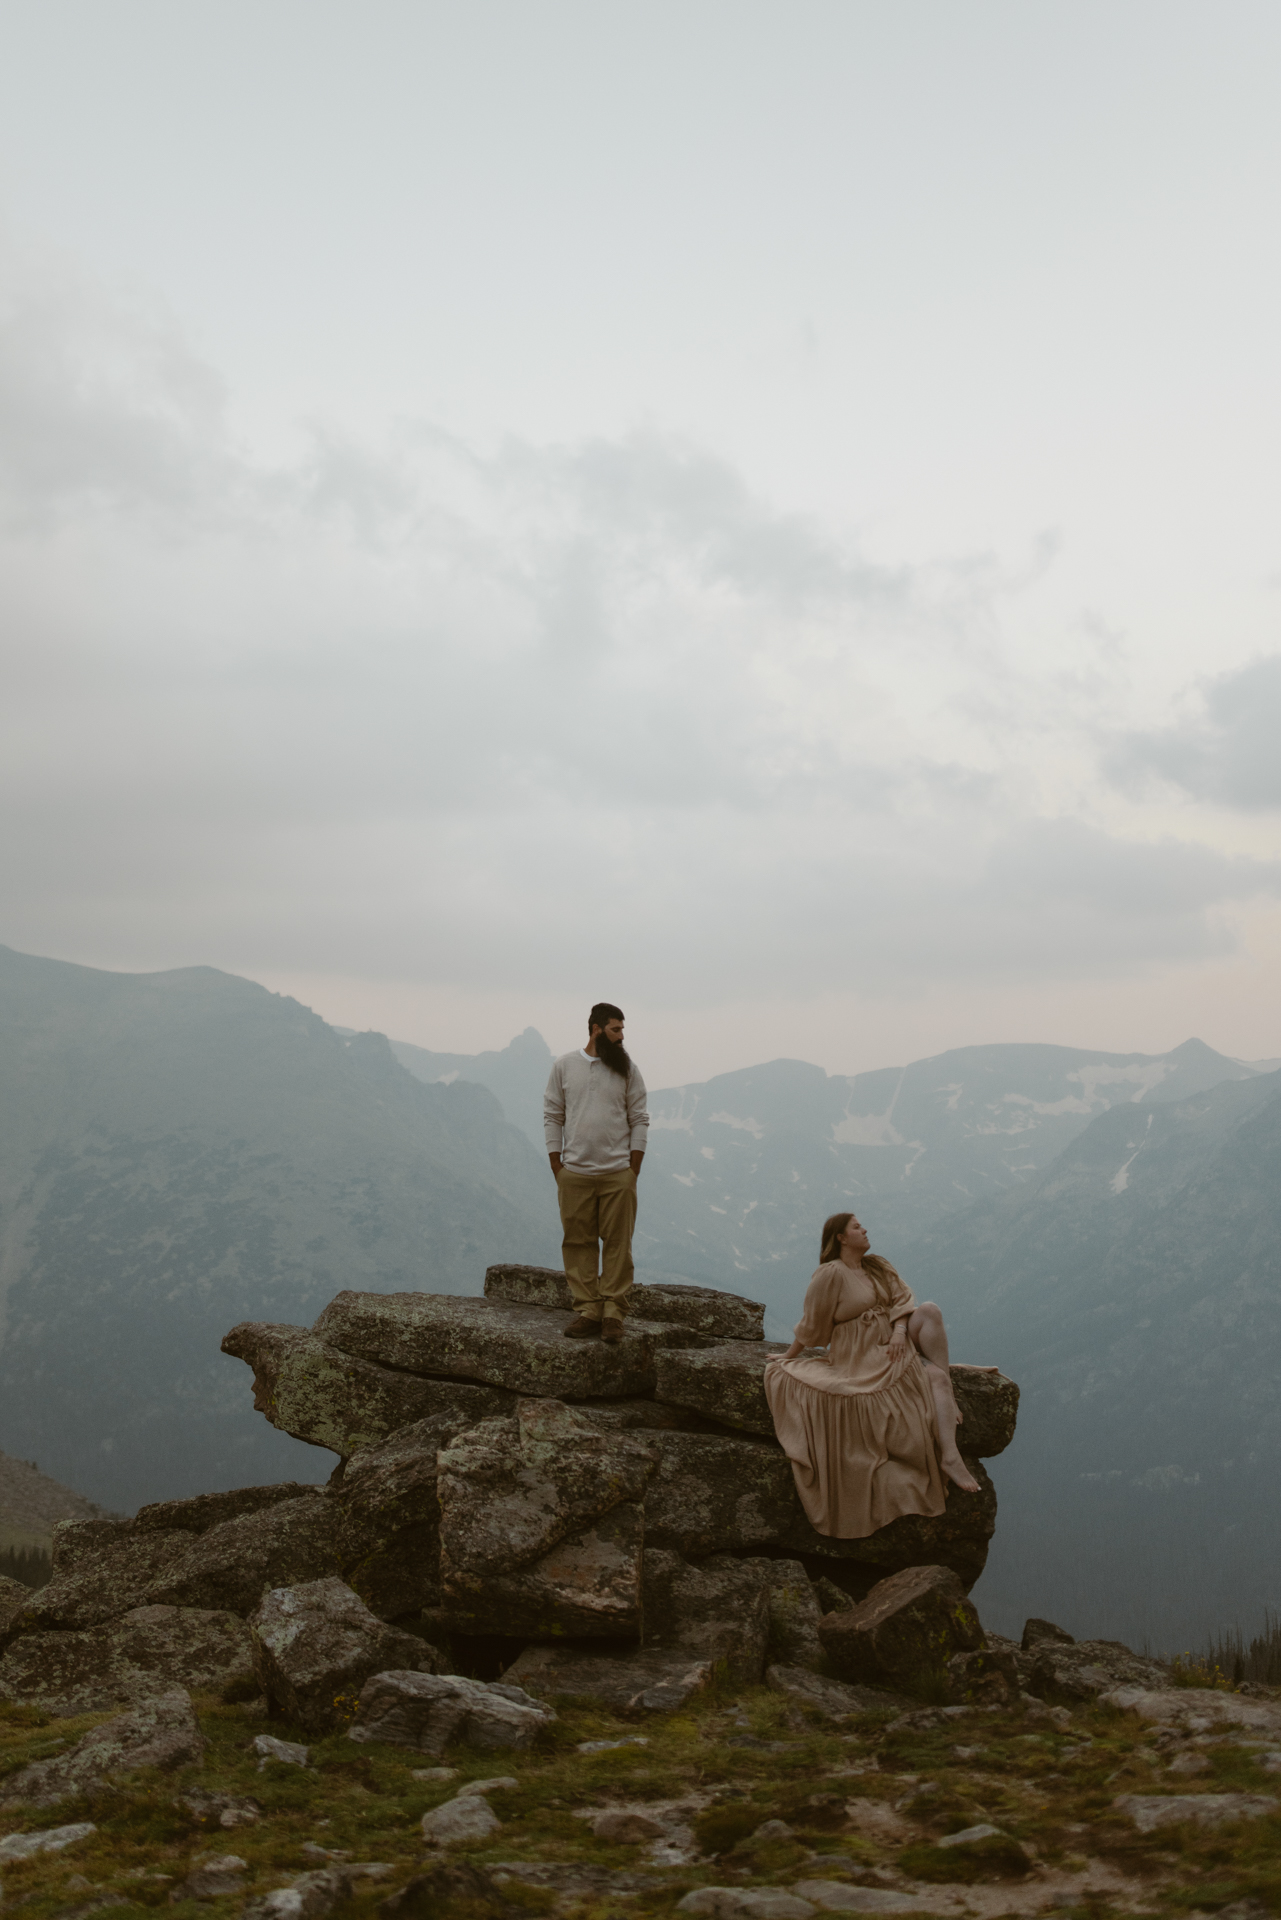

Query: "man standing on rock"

xmin=544 ymin=1002 xmax=649 ymax=1345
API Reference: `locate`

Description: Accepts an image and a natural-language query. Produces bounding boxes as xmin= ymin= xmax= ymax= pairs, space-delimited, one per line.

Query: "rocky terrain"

xmin=1 ymin=1270 xmax=1274 ymax=1917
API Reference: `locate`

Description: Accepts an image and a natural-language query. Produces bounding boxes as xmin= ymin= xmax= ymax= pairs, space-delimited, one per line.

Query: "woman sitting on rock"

xmin=764 ymin=1210 xmax=985 ymax=1539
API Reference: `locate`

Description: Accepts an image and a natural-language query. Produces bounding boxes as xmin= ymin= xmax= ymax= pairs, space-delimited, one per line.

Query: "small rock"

xmin=589 ymin=1808 xmax=667 ymax=1843
xmin=790 ymin=1888 xmax=921 ymax=1914
xmin=0 ymin=1821 xmax=97 ymax=1862
xmin=421 ymin=1793 xmax=503 ymax=1846
xmin=678 ymin=1891 xmax=817 ymax=1920
xmin=167 ymin=1854 xmax=247 ymax=1901
xmin=750 ymin=1819 xmax=795 ymax=1843
xmin=378 ymin=1861 xmax=517 ymax=1917
xmin=1116 ymin=1792 xmax=1279 ymax=1832
xmin=818 ymin=1565 xmax=984 ymax=1687
xmin=253 ymin=1733 xmax=311 ymax=1769
xmin=576 ymin=1735 xmax=649 ymax=1753
xmin=455 ymin=1776 xmax=519 ymax=1797
xmin=411 ymin=1765 xmax=459 ymax=1779
xmin=182 ymin=1789 xmax=262 ymax=1828
xmin=503 ymin=1640 xmax=713 ymax=1712
xmin=1168 ymin=1751 xmax=1212 ymax=1774
xmin=937 ymin=1822 xmax=1010 ymax=1848
xmin=250 ymin=1576 xmax=445 ymax=1733
xmin=348 ymin=1671 xmax=554 ymax=1754
xmin=242 ymin=1868 xmax=353 ymax=1919
xmin=946 ymin=1646 xmax=1020 ymax=1707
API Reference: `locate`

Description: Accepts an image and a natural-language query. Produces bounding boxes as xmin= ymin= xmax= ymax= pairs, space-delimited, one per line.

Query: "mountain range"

xmin=0 ymin=945 xmax=555 ymax=1515
xmin=2 ymin=940 xmax=1278 ymax=1650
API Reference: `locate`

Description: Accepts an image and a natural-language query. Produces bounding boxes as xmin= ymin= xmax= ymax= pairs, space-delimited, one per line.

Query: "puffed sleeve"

xmin=792 ymin=1263 xmax=845 ymax=1348
xmin=887 ymin=1272 xmax=917 ymax=1323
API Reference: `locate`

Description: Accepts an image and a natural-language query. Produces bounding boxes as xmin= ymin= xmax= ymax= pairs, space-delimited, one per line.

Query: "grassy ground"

xmin=1 ymin=1679 xmax=1279 ymax=1920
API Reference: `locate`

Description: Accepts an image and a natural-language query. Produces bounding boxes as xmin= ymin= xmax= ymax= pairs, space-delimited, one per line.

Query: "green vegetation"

xmin=3 ymin=1680 xmax=1280 ymax=1920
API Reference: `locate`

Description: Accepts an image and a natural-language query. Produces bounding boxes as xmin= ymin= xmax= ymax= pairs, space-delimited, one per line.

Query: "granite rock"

xmin=764 ymin=1664 xmax=913 ymax=1719
xmin=0 ymin=1574 xmax=30 ymax=1634
xmin=0 ymin=1604 xmax=254 ymax=1716
xmin=642 ymin=1550 xmax=774 ymax=1683
xmin=945 ymin=1645 xmax=1021 ymax=1707
xmin=483 ymin=1266 xmax=766 ymax=1340
xmin=0 ymin=1687 xmax=205 ymax=1807
xmin=761 ymin=1562 xmax=827 ymax=1671
xmin=312 ymin=1291 xmax=705 ymax=1400
xmin=222 ymin=1322 xmax=514 ymax=1457
xmin=333 ymin=1418 xmax=457 ymax=1620
xmin=148 ymin=1496 xmax=340 ymax=1615
xmin=348 ymin=1670 xmax=555 ymax=1753
xmin=501 ymin=1641 xmax=717 ymax=1713
xmin=1116 ymin=1792 xmax=1278 ymax=1832
xmin=250 ymin=1577 xmax=446 ymax=1733
xmin=437 ymin=1401 xmax=655 ymax=1637
xmin=10 ymin=1528 xmax=197 ymax=1638
xmin=817 ymin=1564 xmax=985 ymax=1685
xmin=1030 ymin=1638 xmax=1170 ymax=1701
xmin=130 ymin=1483 xmax=321 ymax=1536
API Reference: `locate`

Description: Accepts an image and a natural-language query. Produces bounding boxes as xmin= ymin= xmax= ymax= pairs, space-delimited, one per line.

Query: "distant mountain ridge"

xmin=0 ymin=946 xmax=557 ymax=1514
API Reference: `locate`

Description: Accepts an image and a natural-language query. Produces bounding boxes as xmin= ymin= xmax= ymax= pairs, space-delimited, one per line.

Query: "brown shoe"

xmin=563 ymin=1314 xmax=601 ymax=1339
xmin=600 ymin=1319 xmax=624 ymax=1344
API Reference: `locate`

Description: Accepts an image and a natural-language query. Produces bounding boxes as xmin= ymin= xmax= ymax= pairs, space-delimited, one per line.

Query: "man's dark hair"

xmin=588 ymin=1002 xmax=630 ymax=1078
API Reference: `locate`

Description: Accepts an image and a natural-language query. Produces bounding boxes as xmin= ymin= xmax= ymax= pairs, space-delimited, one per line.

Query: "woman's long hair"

xmin=818 ymin=1211 xmax=901 ymax=1308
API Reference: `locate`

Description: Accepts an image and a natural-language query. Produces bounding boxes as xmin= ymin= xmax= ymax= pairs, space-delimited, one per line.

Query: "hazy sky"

xmin=3 ymin=0 xmax=1281 ymax=1086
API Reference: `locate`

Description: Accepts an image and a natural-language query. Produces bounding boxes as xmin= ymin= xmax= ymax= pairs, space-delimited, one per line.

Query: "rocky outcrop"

xmin=0 ymin=1687 xmax=205 ymax=1806
xmin=0 ymin=1604 xmax=253 ymax=1716
xmin=250 ymin=1577 xmax=445 ymax=1732
xmin=0 ymin=1270 xmax=1024 ymax=1723
xmin=817 ymin=1565 xmax=985 ymax=1686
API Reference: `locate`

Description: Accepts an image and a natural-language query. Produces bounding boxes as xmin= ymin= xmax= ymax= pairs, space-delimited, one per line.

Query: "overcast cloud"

xmin=2 ymin=3 xmax=1281 ymax=1079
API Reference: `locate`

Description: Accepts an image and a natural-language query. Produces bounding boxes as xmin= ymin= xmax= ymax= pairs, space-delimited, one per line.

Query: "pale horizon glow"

xmin=4 ymin=0 xmax=1281 ymax=1087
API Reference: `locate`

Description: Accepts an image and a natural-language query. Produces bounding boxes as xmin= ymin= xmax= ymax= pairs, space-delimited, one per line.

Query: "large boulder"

xmin=311 ymin=1291 xmax=706 ymax=1400
xmin=758 ymin=1562 xmax=826 ymax=1671
xmin=148 ymin=1495 xmax=340 ymax=1615
xmin=483 ymin=1266 xmax=766 ymax=1340
xmin=250 ymin=1577 xmax=446 ymax=1732
xmin=817 ymin=1564 xmax=985 ymax=1686
xmin=0 ymin=1687 xmax=205 ymax=1807
xmin=436 ymin=1401 xmax=656 ymax=1637
xmin=347 ymin=1670 xmax=555 ymax=1753
xmin=221 ymin=1322 xmax=514 ymax=1456
xmin=641 ymin=1430 xmax=997 ymax=1592
xmin=654 ymin=1346 xmax=1018 ymax=1458
xmin=332 ymin=1418 xmax=455 ymax=1621
xmin=10 ymin=1527 xmax=196 ymax=1638
xmin=641 ymin=1550 xmax=774 ymax=1683
xmin=130 ymin=1483 xmax=322 ymax=1535
xmin=0 ymin=1605 xmax=254 ymax=1716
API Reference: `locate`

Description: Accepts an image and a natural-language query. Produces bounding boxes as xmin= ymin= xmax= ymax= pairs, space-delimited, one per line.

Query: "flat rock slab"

xmin=313 ymin=1291 xmax=705 ymax=1399
xmin=0 ymin=1687 xmax=205 ymax=1808
xmin=1030 ymin=1640 xmax=1169 ymax=1701
xmin=503 ymin=1641 xmax=716 ymax=1712
xmin=1102 ymin=1686 xmax=1281 ymax=1738
xmin=792 ymin=1884 xmax=927 ymax=1913
xmin=222 ymin=1322 xmax=514 ymax=1455
xmin=485 ymin=1266 xmax=766 ymax=1339
xmin=655 ymin=1347 xmax=1017 ymax=1459
xmin=1116 ymin=1792 xmax=1279 ymax=1832
xmin=0 ymin=1603 xmax=254 ymax=1716
xmin=765 ymin=1664 xmax=914 ymax=1719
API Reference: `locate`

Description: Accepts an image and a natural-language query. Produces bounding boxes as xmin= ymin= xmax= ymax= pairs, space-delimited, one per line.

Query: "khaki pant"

xmin=557 ymin=1165 xmax=637 ymax=1322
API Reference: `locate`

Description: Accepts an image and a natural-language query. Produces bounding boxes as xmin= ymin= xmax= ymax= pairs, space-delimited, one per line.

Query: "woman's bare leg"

xmin=908 ymin=1302 xmax=980 ymax=1494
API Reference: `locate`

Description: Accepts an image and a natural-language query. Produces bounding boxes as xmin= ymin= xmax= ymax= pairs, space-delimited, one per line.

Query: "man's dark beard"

xmin=596 ymin=1033 xmax=631 ymax=1078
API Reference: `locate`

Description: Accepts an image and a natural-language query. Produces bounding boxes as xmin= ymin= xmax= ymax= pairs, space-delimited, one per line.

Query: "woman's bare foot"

xmin=940 ymin=1451 xmax=980 ymax=1494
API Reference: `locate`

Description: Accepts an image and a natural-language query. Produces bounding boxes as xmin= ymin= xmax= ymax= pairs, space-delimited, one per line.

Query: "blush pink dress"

xmin=763 ymin=1260 xmax=946 ymax=1539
